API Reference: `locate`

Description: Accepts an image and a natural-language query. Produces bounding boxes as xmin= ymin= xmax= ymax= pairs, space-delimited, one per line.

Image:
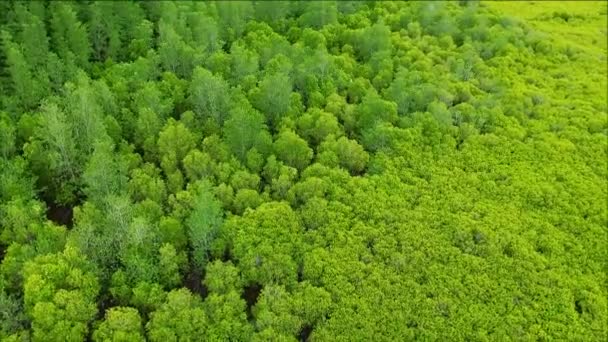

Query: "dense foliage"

xmin=0 ymin=1 xmax=606 ymax=341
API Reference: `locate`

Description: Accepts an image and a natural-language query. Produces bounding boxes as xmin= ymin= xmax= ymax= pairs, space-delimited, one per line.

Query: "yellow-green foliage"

xmin=0 ymin=1 xmax=606 ymax=341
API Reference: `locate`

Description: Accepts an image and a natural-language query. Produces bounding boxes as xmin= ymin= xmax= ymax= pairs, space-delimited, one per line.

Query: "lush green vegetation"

xmin=0 ymin=1 xmax=606 ymax=341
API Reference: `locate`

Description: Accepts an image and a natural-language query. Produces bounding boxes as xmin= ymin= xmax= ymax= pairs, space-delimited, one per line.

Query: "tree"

xmin=186 ymin=182 xmax=223 ymax=269
xmin=299 ymin=1 xmax=338 ymax=29
xmin=204 ymin=291 xmax=253 ymax=341
xmin=357 ymin=21 xmax=392 ymax=61
xmin=158 ymin=243 xmax=185 ymax=289
xmin=25 ymin=102 xmax=80 ymax=204
xmin=157 ymin=119 xmax=197 ymax=171
xmin=356 ymin=91 xmax=398 ymax=134
xmin=133 ymin=82 xmax=173 ymax=120
xmin=300 ymin=29 xmax=326 ymax=51
xmin=82 ymin=139 xmax=128 ymax=204
xmin=127 ymin=281 xmax=166 ymax=316
xmin=146 ymin=289 xmax=208 ymax=342
xmin=385 ymin=68 xmax=439 ymax=115
xmin=368 ymin=50 xmax=394 ymax=90
xmin=223 ymin=99 xmax=272 ymax=163
xmin=296 ymin=108 xmax=343 ymax=146
xmin=231 ymin=170 xmax=261 ymax=192
xmin=262 ymin=155 xmax=298 ymax=200
xmin=360 ymin=122 xmax=405 ymax=153
xmin=243 ymin=23 xmax=292 ymax=67
xmin=202 ymin=134 xmax=233 ymax=163
xmin=252 ymin=284 xmax=302 ymax=337
xmin=0 ymin=286 xmax=28 ymax=339
xmin=132 ymin=82 xmax=174 ymax=160
xmin=0 ymin=113 xmax=16 ymax=159
xmin=255 ymin=1 xmax=291 ymax=23
xmin=252 ymin=72 xmax=293 ymax=128
xmin=204 ymin=260 xmax=242 ymax=294
xmin=14 ymin=4 xmax=50 ymax=69
xmin=204 ymin=50 xmax=231 ymax=81
xmin=274 ymin=130 xmax=313 ymax=172
xmin=2 ymin=5 xmax=51 ymax=110
xmin=233 ymin=188 xmax=265 ymax=214
xmin=229 ymin=43 xmax=259 ymax=87
xmin=23 ymin=247 xmax=100 ymax=342
xmin=128 ymin=19 xmax=154 ymax=59
xmin=157 ymin=118 xmax=197 ymax=193
xmin=216 ymin=0 xmax=253 ymax=42
xmin=183 ymin=149 xmax=217 ymax=183
xmin=156 ymin=217 xmax=187 ymax=254
xmin=119 ymin=217 xmax=161 ymax=285
xmin=128 ymin=163 xmax=167 ymax=205
xmin=257 ymin=282 xmax=331 ymax=337
xmin=64 ymin=72 xmax=110 ymax=157
xmin=318 ymin=136 xmax=369 ymax=175
xmin=226 ymin=202 xmax=304 ymax=286
xmin=187 ymin=10 xmax=221 ymax=54
xmin=69 ymin=195 xmax=134 ymax=278
xmin=1 ymin=31 xmax=45 ymax=110
xmin=49 ymin=2 xmax=91 ymax=69
xmin=287 ymin=176 xmax=330 ymax=210
xmin=92 ymin=307 xmax=145 ymax=342
xmin=134 ymin=108 xmax=163 ymax=162
xmin=189 ymin=67 xmax=231 ymax=127
xmin=0 ymin=2 xmax=607 ymax=341
xmin=157 ymin=21 xmax=197 ymax=78
xmin=87 ymin=2 xmax=122 ymax=62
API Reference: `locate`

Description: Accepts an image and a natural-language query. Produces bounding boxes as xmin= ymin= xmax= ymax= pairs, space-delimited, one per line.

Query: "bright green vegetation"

xmin=488 ymin=1 xmax=607 ymax=52
xmin=0 ymin=1 xmax=606 ymax=341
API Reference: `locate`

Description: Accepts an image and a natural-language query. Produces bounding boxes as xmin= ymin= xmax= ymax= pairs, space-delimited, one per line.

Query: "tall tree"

xmin=254 ymin=1 xmax=291 ymax=23
xmin=69 ymin=195 xmax=134 ymax=278
xmin=26 ymin=102 xmax=79 ymax=204
xmin=216 ymin=1 xmax=253 ymax=43
xmin=63 ymin=73 xmax=110 ymax=158
xmin=226 ymin=202 xmax=304 ymax=286
xmin=14 ymin=4 xmax=50 ymax=86
xmin=229 ymin=43 xmax=259 ymax=87
xmin=92 ymin=307 xmax=145 ymax=342
xmin=146 ymin=289 xmax=208 ymax=342
xmin=0 ymin=113 xmax=16 ymax=159
xmin=357 ymin=21 xmax=392 ymax=61
xmin=251 ymin=72 xmax=293 ymax=128
xmin=318 ymin=136 xmax=369 ymax=175
xmin=299 ymin=1 xmax=338 ymax=29
xmin=186 ymin=182 xmax=223 ymax=269
xmin=87 ymin=2 xmax=122 ymax=62
xmin=49 ymin=2 xmax=91 ymax=70
xmin=23 ymin=247 xmax=100 ymax=342
xmin=186 ymin=9 xmax=221 ymax=54
xmin=157 ymin=118 xmax=197 ymax=193
xmin=82 ymin=139 xmax=128 ymax=205
xmin=157 ymin=21 xmax=197 ymax=78
xmin=119 ymin=217 xmax=161 ymax=285
xmin=274 ymin=130 xmax=313 ymax=172
xmin=0 ymin=30 xmax=45 ymax=110
xmin=296 ymin=108 xmax=343 ymax=146
xmin=223 ymin=99 xmax=272 ymax=163
xmin=189 ymin=67 xmax=231 ymax=128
